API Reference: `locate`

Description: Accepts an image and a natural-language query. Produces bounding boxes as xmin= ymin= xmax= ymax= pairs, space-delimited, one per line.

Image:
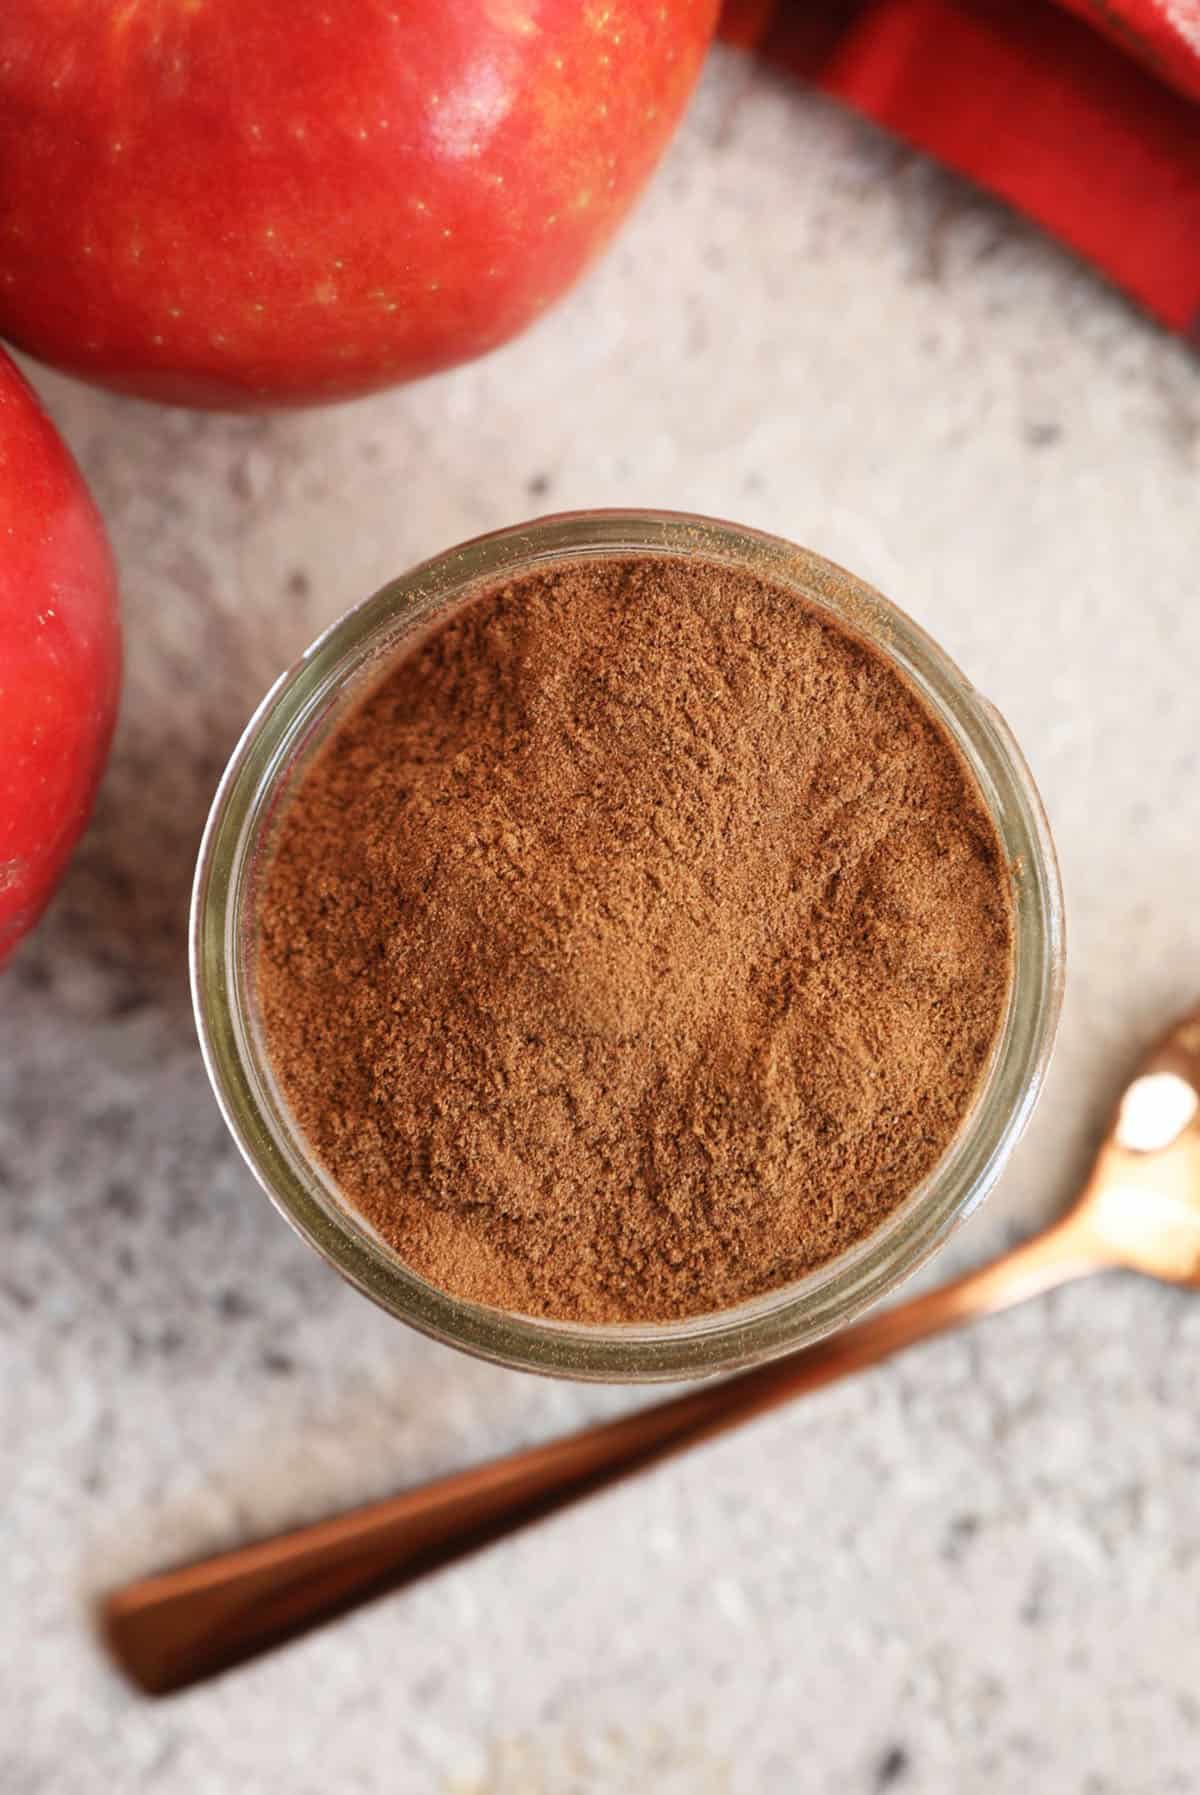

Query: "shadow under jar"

xmin=191 ymin=510 xmax=1064 ymax=1382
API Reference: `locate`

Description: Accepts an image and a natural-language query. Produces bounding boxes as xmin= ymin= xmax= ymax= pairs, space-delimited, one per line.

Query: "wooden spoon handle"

xmin=103 ymin=1220 xmax=1098 ymax=1695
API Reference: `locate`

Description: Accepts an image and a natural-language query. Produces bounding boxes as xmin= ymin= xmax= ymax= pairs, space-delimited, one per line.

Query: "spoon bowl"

xmin=1071 ymin=1008 xmax=1200 ymax=1285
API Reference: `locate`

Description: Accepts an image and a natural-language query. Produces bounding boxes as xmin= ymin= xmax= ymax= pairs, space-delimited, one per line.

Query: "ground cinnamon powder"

xmin=256 ymin=555 xmax=1013 ymax=1324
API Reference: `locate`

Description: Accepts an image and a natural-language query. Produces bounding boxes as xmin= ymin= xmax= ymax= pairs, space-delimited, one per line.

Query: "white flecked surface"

xmin=4 ymin=52 xmax=1200 ymax=1795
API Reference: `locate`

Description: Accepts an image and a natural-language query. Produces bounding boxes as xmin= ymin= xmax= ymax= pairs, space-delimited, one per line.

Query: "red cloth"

xmin=721 ymin=0 xmax=1200 ymax=338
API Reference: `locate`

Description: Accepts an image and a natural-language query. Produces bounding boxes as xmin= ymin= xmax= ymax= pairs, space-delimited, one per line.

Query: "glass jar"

xmin=191 ymin=511 xmax=1064 ymax=1382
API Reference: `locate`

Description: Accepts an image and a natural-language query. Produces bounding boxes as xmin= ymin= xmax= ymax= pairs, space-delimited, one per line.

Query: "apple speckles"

xmin=167 ymin=306 xmax=182 ymax=319
xmin=0 ymin=0 xmax=713 ymax=404
xmin=111 ymin=0 xmax=141 ymax=40
xmin=483 ymin=0 xmax=536 ymax=33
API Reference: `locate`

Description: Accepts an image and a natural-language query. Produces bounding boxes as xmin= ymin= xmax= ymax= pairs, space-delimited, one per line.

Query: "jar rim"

xmin=191 ymin=509 xmax=1065 ymax=1382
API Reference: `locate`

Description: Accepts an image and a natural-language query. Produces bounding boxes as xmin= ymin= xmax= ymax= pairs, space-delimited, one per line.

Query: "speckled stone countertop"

xmin=5 ymin=53 xmax=1200 ymax=1795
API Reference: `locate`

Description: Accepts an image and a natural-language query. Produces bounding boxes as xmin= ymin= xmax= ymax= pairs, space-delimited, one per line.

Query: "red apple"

xmin=0 ymin=351 xmax=121 ymax=967
xmin=0 ymin=1 xmax=717 ymax=409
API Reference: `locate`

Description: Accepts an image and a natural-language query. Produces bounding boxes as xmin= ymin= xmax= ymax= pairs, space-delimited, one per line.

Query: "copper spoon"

xmin=104 ymin=1006 xmax=1200 ymax=1696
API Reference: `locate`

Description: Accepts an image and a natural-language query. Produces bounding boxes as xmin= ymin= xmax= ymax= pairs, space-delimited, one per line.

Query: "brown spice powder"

xmin=256 ymin=555 xmax=1013 ymax=1324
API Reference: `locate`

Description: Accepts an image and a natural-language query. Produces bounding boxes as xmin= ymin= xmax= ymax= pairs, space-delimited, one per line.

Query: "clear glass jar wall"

xmin=191 ymin=511 xmax=1064 ymax=1382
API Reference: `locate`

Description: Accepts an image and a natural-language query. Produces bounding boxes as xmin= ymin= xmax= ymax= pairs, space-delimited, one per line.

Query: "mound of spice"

xmin=256 ymin=554 xmax=1013 ymax=1324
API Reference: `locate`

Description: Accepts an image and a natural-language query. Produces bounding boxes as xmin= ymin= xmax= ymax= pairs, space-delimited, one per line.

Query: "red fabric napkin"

xmin=721 ymin=0 xmax=1200 ymax=339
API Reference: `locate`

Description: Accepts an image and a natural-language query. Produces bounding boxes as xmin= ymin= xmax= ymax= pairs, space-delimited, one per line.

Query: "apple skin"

xmin=0 ymin=1 xmax=717 ymax=409
xmin=0 ymin=352 xmax=121 ymax=967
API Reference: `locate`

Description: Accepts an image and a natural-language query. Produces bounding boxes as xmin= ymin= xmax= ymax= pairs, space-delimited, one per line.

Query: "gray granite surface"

xmin=4 ymin=52 xmax=1200 ymax=1795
